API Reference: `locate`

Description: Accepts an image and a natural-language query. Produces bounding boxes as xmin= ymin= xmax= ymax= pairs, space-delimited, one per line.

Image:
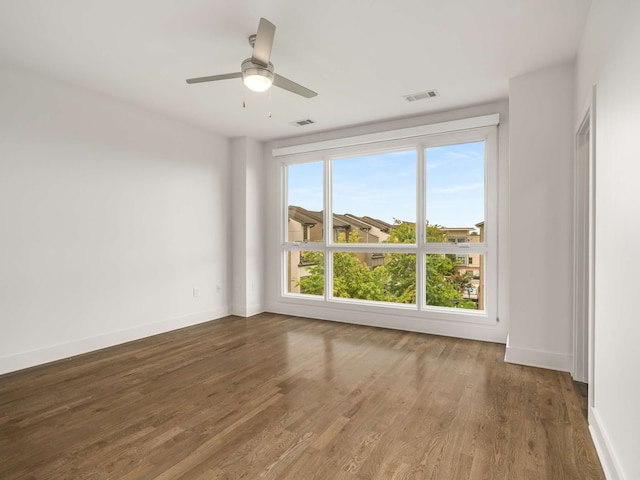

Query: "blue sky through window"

xmin=426 ymin=141 xmax=484 ymax=228
xmin=288 ymin=141 xmax=484 ymax=228
xmin=332 ymin=150 xmax=416 ymax=224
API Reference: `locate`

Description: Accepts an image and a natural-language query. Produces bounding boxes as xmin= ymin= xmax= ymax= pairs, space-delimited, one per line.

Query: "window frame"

xmin=280 ymin=123 xmax=498 ymax=325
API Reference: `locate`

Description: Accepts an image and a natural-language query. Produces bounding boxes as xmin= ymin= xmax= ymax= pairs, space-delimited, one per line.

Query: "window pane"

xmin=426 ymin=141 xmax=484 ymax=242
xmin=332 ymin=252 xmax=416 ymax=304
xmin=425 ymin=253 xmax=485 ymax=311
xmin=287 ymin=250 xmax=324 ymax=296
xmin=332 ymin=150 xmax=416 ymax=243
xmin=288 ymin=162 xmax=323 ymax=243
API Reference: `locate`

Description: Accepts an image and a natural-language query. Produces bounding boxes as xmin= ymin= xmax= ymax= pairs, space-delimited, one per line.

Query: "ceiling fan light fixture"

xmin=243 ymin=73 xmax=273 ymax=92
xmin=241 ymin=59 xmax=274 ymax=92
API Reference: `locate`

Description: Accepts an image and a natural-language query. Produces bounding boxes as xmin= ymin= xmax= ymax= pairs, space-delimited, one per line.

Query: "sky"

xmin=288 ymin=141 xmax=485 ymax=228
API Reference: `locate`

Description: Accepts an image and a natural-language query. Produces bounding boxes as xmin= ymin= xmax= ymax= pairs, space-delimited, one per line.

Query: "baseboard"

xmin=504 ymin=342 xmax=573 ymax=372
xmin=589 ymin=407 xmax=625 ymax=480
xmin=230 ymin=303 xmax=265 ymax=317
xmin=0 ymin=307 xmax=229 ymax=375
xmin=266 ymin=301 xmax=508 ymax=344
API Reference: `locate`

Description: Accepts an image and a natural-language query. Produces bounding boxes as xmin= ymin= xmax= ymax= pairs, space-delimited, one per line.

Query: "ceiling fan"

xmin=186 ymin=18 xmax=317 ymax=98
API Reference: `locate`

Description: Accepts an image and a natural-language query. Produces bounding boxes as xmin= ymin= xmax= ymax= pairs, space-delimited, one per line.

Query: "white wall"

xmin=506 ymin=63 xmax=575 ymax=372
xmin=230 ymin=137 xmax=265 ymax=316
xmin=264 ymin=101 xmax=510 ymax=343
xmin=0 ymin=62 xmax=231 ymax=374
xmin=576 ymin=1 xmax=640 ymax=478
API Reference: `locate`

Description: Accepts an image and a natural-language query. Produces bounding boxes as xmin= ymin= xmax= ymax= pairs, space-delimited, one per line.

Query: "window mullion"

xmin=281 ymin=163 xmax=288 ymax=247
xmin=417 ymin=145 xmax=426 ymax=309
xmin=485 ymin=127 xmax=498 ymax=322
xmin=324 ymin=157 xmax=333 ymax=300
xmin=281 ymin=165 xmax=288 ymax=296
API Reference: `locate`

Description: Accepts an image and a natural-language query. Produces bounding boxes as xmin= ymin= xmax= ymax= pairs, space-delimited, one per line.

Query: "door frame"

xmin=573 ymin=85 xmax=596 ymax=406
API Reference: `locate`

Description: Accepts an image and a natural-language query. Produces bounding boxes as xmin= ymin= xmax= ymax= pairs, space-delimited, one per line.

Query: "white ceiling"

xmin=0 ymin=0 xmax=591 ymax=141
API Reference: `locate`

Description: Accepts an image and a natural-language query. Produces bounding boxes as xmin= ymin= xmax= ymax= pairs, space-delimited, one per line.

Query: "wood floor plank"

xmin=0 ymin=313 xmax=604 ymax=479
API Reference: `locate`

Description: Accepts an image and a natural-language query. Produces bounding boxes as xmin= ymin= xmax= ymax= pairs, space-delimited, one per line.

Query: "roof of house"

xmin=288 ymin=206 xmax=362 ymax=229
xmin=440 ymin=227 xmax=476 ymax=234
xmin=290 ymin=206 xmax=401 ymax=234
xmin=335 ymin=214 xmax=372 ymax=230
xmin=359 ymin=216 xmax=394 ymax=233
xmin=288 ymin=206 xmax=322 ymax=226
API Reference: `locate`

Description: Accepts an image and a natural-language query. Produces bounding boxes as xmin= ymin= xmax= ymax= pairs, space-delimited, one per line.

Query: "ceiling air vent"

xmin=403 ymin=90 xmax=439 ymax=102
xmin=290 ymin=118 xmax=315 ymax=127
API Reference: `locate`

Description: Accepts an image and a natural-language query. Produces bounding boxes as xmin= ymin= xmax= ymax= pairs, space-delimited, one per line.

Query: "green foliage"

xmin=298 ymin=250 xmax=324 ymax=295
xmin=388 ymin=220 xmax=416 ymax=243
xmin=382 ymin=221 xmax=416 ymax=303
xmin=333 ymin=250 xmax=390 ymax=301
xmin=332 ymin=231 xmax=391 ymax=301
xmin=426 ymin=221 xmax=447 ymax=243
xmin=425 ymin=254 xmax=467 ymax=308
xmin=297 ymin=222 xmax=478 ymax=309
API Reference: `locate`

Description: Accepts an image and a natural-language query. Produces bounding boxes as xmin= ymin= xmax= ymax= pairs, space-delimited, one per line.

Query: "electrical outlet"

xmin=193 ymin=287 xmax=199 ymax=298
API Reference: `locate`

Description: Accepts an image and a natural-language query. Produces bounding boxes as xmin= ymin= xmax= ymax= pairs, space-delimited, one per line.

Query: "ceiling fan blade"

xmin=273 ymin=74 xmax=317 ymax=98
xmin=251 ymin=18 xmax=276 ymax=67
xmin=186 ymin=72 xmax=242 ymax=84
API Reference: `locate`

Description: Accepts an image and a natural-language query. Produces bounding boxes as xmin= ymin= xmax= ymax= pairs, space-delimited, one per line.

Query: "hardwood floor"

xmin=0 ymin=313 xmax=604 ymax=479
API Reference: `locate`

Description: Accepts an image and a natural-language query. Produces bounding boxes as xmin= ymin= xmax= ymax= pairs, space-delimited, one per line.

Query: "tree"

xmin=298 ymin=250 xmax=324 ymax=295
xmin=425 ymin=253 xmax=466 ymax=308
xmin=385 ymin=221 xmax=473 ymax=308
xmin=383 ymin=221 xmax=416 ymax=303
xmin=450 ymin=270 xmax=474 ymax=294
xmin=425 ymin=221 xmax=447 ymax=243
xmin=297 ymin=221 xmax=477 ymax=309
xmin=299 ymin=231 xmax=391 ymax=301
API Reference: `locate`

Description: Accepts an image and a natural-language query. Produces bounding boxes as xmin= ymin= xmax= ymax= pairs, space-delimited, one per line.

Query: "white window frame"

xmin=277 ymin=115 xmax=498 ymax=325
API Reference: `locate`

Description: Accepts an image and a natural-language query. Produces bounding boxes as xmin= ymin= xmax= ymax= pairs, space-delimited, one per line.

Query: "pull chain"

xmin=242 ymin=81 xmax=247 ymax=108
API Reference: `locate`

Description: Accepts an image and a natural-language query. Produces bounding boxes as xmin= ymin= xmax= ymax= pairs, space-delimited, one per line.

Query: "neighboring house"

xmin=287 ymin=206 xmax=393 ymax=293
xmin=288 ymin=207 xmax=485 ymax=308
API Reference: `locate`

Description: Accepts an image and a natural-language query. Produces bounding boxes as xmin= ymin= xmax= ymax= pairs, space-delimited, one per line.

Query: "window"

xmin=456 ymin=254 xmax=468 ymax=266
xmin=426 ymin=142 xmax=484 ymax=241
xmin=287 ymin=162 xmax=323 ymax=244
xmin=279 ymin=117 xmax=497 ymax=324
xmin=332 ymin=150 xmax=416 ymax=243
